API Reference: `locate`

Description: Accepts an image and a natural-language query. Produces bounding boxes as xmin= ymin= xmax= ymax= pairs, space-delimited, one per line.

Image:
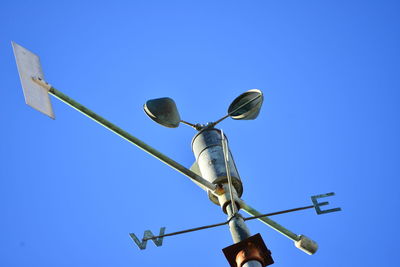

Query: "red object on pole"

xmin=222 ymin=233 xmax=274 ymax=267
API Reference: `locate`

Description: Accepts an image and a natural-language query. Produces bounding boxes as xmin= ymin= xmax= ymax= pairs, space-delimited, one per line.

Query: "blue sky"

xmin=1 ymin=1 xmax=399 ymax=266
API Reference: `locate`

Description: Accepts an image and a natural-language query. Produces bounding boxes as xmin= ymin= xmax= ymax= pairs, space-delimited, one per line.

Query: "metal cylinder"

xmin=242 ymin=260 xmax=263 ymax=267
xmin=226 ymin=204 xmax=252 ymax=243
xmin=294 ymin=235 xmax=318 ymax=255
xmin=191 ymin=128 xmax=243 ymax=205
xmin=217 ymin=185 xmax=241 ymax=214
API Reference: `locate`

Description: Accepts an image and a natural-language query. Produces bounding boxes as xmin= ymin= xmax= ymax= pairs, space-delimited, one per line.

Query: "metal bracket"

xmin=32 ymin=76 xmax=52 ymax=90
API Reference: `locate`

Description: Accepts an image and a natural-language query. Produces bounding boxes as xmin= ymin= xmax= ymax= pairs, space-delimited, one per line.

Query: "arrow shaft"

xmin=144 ymin=204 xmax=315 ymax=241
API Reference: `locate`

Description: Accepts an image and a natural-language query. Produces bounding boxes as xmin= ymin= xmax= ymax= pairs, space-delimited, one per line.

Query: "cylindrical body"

xmin=192 ymin=128 xmax=243 ymax=205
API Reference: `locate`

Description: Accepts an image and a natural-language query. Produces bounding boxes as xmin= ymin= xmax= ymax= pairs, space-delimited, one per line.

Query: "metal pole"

xmin=225 ymin=191 xmax=251 ymax=243
xmin=243 ymin=261 xmax=263 ymax=267
xmin=224 ymin=182 xmax=262 ymax=267
xmin=48 ymin=87 xmax=216 ymax=192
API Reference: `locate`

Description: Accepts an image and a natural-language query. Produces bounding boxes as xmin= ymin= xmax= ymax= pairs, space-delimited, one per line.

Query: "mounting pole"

xmin=226 ymin=201 xmax=263 ymax=267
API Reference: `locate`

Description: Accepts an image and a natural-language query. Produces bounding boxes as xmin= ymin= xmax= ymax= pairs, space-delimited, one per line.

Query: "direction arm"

xmin=36 ymin=80 xmax=216 ymax=192
xmin=12 ymin=41 xmax=215 ymax=194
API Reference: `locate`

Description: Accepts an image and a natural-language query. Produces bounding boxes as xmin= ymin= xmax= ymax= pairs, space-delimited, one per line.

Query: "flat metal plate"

xmin=12 ymin=42 xmax=54 ymax=119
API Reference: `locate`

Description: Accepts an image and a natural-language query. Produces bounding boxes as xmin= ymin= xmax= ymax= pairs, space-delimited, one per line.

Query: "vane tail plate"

xmin=12 ymin=42 xmax=54 ymax=119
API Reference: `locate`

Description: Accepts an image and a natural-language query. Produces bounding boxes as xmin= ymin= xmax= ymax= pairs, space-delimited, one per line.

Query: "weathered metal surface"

xmin=222 ymin=233 xmax=273 ymax=267
xmin=237 ymin=242 xmax=272 ymax=267
xmin=227 ymin=209 xmax=252 ymax=243
xmin=311 ymin=192 xmax=342 ymax=215
xmin=191 ymin=128 xmax=243 ymax=200
xmin=144 ymin=97 xmax=181 ymax=128
xmin=47 ymin=87 xmax=216 ymax=192
xmin=189 ymin=161 xmax=211 ymax=192
xmin=216 ymin=184 xmax=241 ymax=214
xmin=129 ymin=227 xmax=166 ymax=250
xmin=12 ymin=42 xmax=54 ymax=118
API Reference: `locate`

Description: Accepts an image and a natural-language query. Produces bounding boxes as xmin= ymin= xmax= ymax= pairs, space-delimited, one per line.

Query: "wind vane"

xmin=12 ymin=42 xmax=341 ymax=267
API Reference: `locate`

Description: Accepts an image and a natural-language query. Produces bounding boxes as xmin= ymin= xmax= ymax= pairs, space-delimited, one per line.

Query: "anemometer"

xmin=12 ymin=42 xmax=341 ymax=267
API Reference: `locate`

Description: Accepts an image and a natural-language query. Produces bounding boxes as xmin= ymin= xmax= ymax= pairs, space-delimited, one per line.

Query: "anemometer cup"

xmin=228 ymin=89 xmax=263 ymax=120
xmin=143 ymin=97 xmax=181 ymax=128
xmin=294 ymin=235 xmax=318 ymax=255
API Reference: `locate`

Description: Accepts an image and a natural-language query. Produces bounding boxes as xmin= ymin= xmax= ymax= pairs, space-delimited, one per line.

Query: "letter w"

xmin=129 ymin=227 xmax=166 ymax=250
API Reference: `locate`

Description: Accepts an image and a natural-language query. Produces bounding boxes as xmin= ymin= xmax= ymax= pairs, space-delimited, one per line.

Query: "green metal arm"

xmin=48 ymin=87 xmax=216 ymax=192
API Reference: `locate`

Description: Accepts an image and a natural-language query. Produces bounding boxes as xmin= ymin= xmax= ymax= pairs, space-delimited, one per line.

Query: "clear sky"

xmin=1 ymin=1 xmax=399 ymax=266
